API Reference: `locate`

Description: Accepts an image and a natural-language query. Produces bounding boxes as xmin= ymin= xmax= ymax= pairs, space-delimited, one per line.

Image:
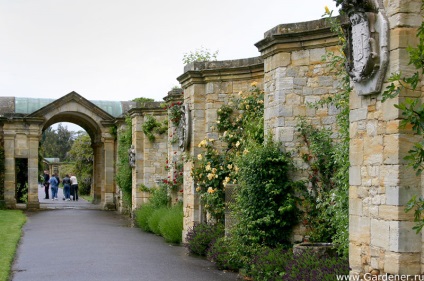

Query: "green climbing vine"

xmin=295 ymin=8 xmax=351 ymax=257
xmin=142 ymin=115 xmax=168 ymax=142
xmin=116 ymin=116 xmax=133 ymax=210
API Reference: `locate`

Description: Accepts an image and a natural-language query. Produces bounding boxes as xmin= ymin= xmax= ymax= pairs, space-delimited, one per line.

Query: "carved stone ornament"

xmin=128 ymin=145 xmax=136 ymax=168
xmin=176 ymin=104 xmax=191 ymax=151
xmin=344 ymin=0 xmax=389 ymax=95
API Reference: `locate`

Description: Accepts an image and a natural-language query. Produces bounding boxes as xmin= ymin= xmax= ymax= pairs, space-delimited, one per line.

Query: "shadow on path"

xmin=11 ymin=208 xmax=238 ymax=281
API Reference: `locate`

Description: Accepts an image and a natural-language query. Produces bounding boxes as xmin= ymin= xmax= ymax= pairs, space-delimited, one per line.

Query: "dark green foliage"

xmin=248 ymin=246 xmax=349 ymax=281
xmin=135 ymin=204 xmax=155 ymax=232
xmin=206 ymin=237 xmax=243 ymax=271
xmin=158 ymin=204 xmax=183 ymax=244
xmin=234 ymin=140 xmax=298 ymax=247
xmin=142 ymin=115 xmax=168 ymax=142
xmin=116 ymin=116 xmax=132 ymax=209
xmin=0 ymin=145 xmax=4 ymax=203
xmin=149 ymin=184 xmax=170 ymax=208
xmin=148 ymin=207 xmax=168 ymax=235
xmin=247 ymin=246 xmax=292 ymax=281
xmin=40 ymin=124 xmax=74 ymax=161
xmin=132 ymin=97 xmax=155 ymax=103
xmin=185 ymin=223 xmax=224 ymax=256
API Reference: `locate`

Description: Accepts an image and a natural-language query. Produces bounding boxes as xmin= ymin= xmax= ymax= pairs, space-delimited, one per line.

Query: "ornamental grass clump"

xmin=148 ymin=207 xmax=169 ymax=235
xmin=159 ymin=204 xmax=183 ymax=244
xmin=134 ymin=204 xmax=155 ymax=232
xmin=185 ymin=223 xmax=224 ymax=256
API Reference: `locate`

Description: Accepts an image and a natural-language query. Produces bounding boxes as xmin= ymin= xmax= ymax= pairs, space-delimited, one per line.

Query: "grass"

xmin=0 ymin=210 xmax=27 ymax=281
xmin=159 ymin=204 xmax=183 ymax=244
xmin=80 ymin=195 xmax=93 ymax=202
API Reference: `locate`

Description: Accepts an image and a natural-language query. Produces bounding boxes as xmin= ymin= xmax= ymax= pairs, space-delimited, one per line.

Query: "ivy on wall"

xmin=0 ymin=144 xmax=4 ymax=206
xmin=142 ymin=115 xmax=168 ymax=142
xmin=116 ymin=116 xmax=133 ymax=210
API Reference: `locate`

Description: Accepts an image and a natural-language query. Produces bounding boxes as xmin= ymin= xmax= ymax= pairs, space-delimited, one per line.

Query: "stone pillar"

xmin=102 ymin=136 xmax=115 ymax=210
xmin=348 ymin=0 xmax=423 ymax=276
xmin=164 ymin=89 xmax=184 ymax=204
xmin=3 ymin=134 xmax=16 ymax=208
xmin=177 ymin=58 xmax=264 ymax=240
xmin=255 ymin=18 xmax=339 ymax=184
xmin=92 ymin=142 xmax=103 ymax=204
xmin=27 ymin=129 xmax=40 ymax=209
xmin=131 ymin=110 xmax=148 ymax=210
xmin=182 ymin=83 xmax=205 ymax=239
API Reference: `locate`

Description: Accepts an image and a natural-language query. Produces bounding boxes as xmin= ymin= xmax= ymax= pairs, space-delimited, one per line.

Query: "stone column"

xmin=182 ymin=83 xmax=205 ymax=239
xmin=102 ymin=136 xmax=115 ymax=210
xmin=92 ymin=142 xmax=103 ymax=204
xmin=349 ymin=0 xmax=423 ymax=276
xmin=130 ymin=110 xmax=147 ymax=210
xmin=3 ymin=134 xmax=16 ymax=208
xmin=164 ymin=89 xmax=184 ymax=204
xmin=27 ymin=129 xmax=40 ymax=209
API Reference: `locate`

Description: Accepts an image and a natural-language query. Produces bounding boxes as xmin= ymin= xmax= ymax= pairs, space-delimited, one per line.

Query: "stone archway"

xmin=0 ymin=92 xmax=135 ymax=210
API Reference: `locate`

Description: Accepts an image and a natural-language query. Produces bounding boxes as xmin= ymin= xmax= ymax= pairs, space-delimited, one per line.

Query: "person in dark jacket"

xmin=43 ymin=170 xmax=50 ymax=199
xmin=62 ymin=174 xmax=71 ymax=201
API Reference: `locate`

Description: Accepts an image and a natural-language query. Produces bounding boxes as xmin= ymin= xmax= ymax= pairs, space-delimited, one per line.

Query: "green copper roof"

xmin=14 ymin=97 xmax=124 ymax=117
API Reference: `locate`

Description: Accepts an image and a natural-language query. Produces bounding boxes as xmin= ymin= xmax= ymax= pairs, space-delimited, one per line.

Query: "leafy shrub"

xmin=234 ymin=139 xmax=299 ymax=247
xmin=135 ymin=204 xmax=155 ymax=232
xmin=206 ymin=237 xmax=243 ymax=271
xmin=79 ymin=176 xmax=92 ymax=195
xmin=185 ymin=223 xmax=224 ymax=256
xmin=247 ymin=246 xmax=292 ymax=281
xmin=149 ymin=184 xmax=169 ymax=208
xmin=248 ymin=247 xmax=349 ymax=281
xmin=283 ymin=249 xmax=349 ymax=280
xmin=148 ymin=207 xmax=168 ymax=235
xmin=159 ymin=204 xmax=183 ymax=244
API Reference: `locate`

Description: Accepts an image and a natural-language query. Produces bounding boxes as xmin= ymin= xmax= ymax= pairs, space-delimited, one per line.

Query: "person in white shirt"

xmin=70 ymin=174 xmax=79 ymax=201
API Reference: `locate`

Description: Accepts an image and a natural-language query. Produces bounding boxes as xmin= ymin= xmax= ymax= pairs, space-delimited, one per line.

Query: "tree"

xmin=67 ymin=132 xmax=93 ymax=195
xmin=40 ymin=124 xmax=74 ymax=161
xmin=182 ymin=46 xmax=219 ymax=65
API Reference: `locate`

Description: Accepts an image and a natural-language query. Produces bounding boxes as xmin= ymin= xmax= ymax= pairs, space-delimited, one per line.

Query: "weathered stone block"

xmin=384 ymin=251 xmax=421 ymax=275
xmin=277 ymin=127 xmax=295 ymax=142
xmin=389 ymin=221 xmax=421 ymax=252
xmin=371 ymin=219 xmax=390 ymax=249
xmin=350 ymin=215 xmax=371 ymax=243
xmin=363 ymin=136 xmax=383 ymax=165
xmin=350 ymin=108 xmax=368 ymax=122
xmin=350 ymin=139 xmax=364 ymax=166
xmin=309 ymin=48 xmax=326 ymax=64
xmin=390 ymin=27 xmax=419 ymax=50
xmin=388 ymin=13 xmax=423 ymax=29
xmin=385 ymin=184 xmax=420 ymax=206
xmin=292 ymin=50 xmax=310 ymax=66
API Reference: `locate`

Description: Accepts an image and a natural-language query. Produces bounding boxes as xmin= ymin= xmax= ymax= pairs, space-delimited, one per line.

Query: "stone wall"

xmin=255 ymin=18 xmax=340 ymax=241
xmin=177 ymin=57 xmax=264 ymax=239
xmin=129 ymin=102 xmax=168 ymax=210
xmin=348 ymin=0 xmax=424 ymax=276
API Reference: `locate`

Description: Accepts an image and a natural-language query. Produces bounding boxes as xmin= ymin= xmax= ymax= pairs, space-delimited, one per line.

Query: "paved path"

xmin=37 ymin=184 xmax=101 ymax=210
xmin=11 ymin=187 xmax=238 ymax=281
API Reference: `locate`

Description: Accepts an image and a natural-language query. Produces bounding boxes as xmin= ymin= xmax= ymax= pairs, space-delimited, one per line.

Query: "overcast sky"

xmin=1 ymin=0 xmax=339 ymax=105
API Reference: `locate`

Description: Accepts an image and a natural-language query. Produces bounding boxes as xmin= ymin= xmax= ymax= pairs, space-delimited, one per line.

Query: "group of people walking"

xmin=43 ymin=170 xmax=79 ymax=201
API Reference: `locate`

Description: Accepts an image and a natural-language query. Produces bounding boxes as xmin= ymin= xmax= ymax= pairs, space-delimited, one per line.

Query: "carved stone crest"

xmin=343 ymin=0 xmax=389 ymax=95
xmin=128 ymin=145 xmax=136 ymax=168
xmin=176 ymin=104 xmax=191 ymax=151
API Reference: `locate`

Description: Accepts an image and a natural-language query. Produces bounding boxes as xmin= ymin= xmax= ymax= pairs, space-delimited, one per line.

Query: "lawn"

xmin=0 ymin=210 xmax=26 ymax=281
